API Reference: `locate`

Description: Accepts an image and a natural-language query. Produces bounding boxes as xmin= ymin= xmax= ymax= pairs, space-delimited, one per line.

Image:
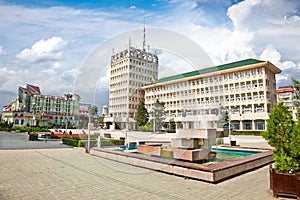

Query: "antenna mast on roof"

xmin=143 ymin=17 xmax=146 ymax=51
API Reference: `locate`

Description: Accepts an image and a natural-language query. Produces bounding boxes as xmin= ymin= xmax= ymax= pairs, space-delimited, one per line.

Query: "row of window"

xmin=146 ymin=91 xmax=268 ymax=104
xmin=158 ymin=104 xmax=265 ymax=116
xmin=147 ymin=79 xmax=267 ymax=94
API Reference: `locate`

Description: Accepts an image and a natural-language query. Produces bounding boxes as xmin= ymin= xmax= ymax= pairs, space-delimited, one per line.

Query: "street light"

xmin=86 ymin=104 xmax=91 ymax=153
xmin=23 ymin=105 xmax=26 ymax=127
xmin=64 ymin=93 xmax=73 ymax=134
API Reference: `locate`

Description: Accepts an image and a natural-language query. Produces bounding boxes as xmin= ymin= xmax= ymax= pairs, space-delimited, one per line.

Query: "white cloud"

xmin=0 ymin=67 xmax=28 ymax=94
xmin=0 ymin=45 xmax=6 ymax=56
xmin=0 ymin=0 xmax=299 ymax=107
xmin=259 ymin=44 xmax=299 ymax=85
xmin=52 ymin=62 xmax=63 ymax=69
xmin=16 ymin=36 xmax=68 ymax=63
xmin=259 ymin=45 xmax=281 ymax=65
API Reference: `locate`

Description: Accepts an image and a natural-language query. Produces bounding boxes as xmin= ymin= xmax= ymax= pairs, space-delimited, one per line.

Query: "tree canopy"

xmin=262 ymin=78 xmax=300 ymax=173
xmin=150 ymin=99 xmax=165 ymax=132
xmin=90 ymin=105 xmax=98 ymax=116
xmin=135 ymin=99 xmax=149 ymax=127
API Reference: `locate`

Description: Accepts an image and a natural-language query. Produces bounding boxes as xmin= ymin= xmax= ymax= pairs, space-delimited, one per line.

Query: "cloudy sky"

xmin=0 ymin=0 xmax=300 ymax=111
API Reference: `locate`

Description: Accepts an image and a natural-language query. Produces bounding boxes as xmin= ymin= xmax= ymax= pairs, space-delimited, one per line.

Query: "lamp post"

xmin=86 ymin=104 xmax=91 ymax=153
xmin=64 ymin=93 xmax=73 ymax=134
xmin=23 ymin=105 xmax=26 ymax=127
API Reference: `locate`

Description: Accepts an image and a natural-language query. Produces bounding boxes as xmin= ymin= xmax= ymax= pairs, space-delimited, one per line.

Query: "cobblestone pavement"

xmin=0 ymin=148 xmax=292 ymax=200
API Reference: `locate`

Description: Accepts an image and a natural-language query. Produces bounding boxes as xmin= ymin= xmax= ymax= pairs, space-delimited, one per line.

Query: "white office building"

xmin=105 ymin=47 xmax=158 ymax=130
xmin=142 ymin=59 xmax=281 ymax=132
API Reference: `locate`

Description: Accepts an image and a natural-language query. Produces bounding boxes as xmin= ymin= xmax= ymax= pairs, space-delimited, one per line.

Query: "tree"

xmin=150 ymin=99 xmax=165 ymax=132
xmin=262 ymin=102 xmax=300 ymax=173
xmin=90 ymin=105 xmax=98 ymax=116
xmin=135 ymin=99 xmax=149 ymax=127
xmin=217 ymin=110 xmax=229 ymax=128
xmin=292 ymin=77 xmax=300 ymax=118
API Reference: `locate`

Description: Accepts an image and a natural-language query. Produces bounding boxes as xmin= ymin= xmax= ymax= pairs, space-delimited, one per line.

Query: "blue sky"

xmin=0 ymin=0 xmax=300 ymax=111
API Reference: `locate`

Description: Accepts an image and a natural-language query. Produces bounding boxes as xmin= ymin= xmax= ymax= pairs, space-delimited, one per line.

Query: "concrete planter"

xmin=269 ymin=164 xmax=300 ymax=199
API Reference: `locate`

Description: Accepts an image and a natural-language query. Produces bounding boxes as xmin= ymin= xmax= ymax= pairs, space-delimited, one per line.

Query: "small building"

xmin=1 ymin=84 xmax=80 ymax=128
xmin=277 ymin=85 xmax=297 ymax=120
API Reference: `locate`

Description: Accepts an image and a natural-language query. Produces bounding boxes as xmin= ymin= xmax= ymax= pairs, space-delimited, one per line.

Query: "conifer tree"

xmin=262 ymin=102 xmax=300 ymax=173
xmin=150 ymin=99 xmax=165 ymax=132
xmin=135 ymin=99 xmax=149 ymax=127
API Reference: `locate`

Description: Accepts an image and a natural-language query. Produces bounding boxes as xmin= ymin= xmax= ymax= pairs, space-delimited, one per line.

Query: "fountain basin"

xmin=91 ymin=148 xmax=273 ymax=182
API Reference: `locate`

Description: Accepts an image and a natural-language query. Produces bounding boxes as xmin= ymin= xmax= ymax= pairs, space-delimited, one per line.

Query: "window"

xmin=253 ymin=93 xmax=258 ymax=99
xmin=232 ymin=107 xmax=240 ymax=114
xmin=215 ymin=86 xmax=218 ymax=93
xmin=226 ymin=96 xmax=229 ymax=102
xmin=242 ymin=94 xmax=246 ymax=101
xmin=234 ymin=73 xmax=239 ymax=79
xmin=259 ymin=92 xmax=264 ymax=99
xmin=247 ymin=81 xmax=251 ymax=89
xmin=235 ymin=83 xmax=239 ymax=90
xmin=246 ymin=71 xmax=250 ymax=77
xmin=243 ymin=105 xmax=252 ymax=113
xmin=240 ymin=71 xmax=244 ymax=78
xmin=224 ymin=74 xmax=228 ymax=80
xmin=255 ymin=105 xmax=264 ymax=113
xmin=256 ymin=120 xmax=265 ymax=130
xmin=252 ymin=80 xmax=258 ymax=88
xmin=219 ymin=85 xmax=223 ymax=92
xmin=225 ymin=85 xmax=229 ymax=91
xmin=215 ymin=97 xmax=219 ymax=103
xmin=241 ymin=82 xmax=245 ymax=89
xmin=247 ymin=93 xmax=252 ymax=100
xmin=243 ymin=120 xmax=252 ymax=130
xmin=220 ymin=96 xmax=224 ymax=102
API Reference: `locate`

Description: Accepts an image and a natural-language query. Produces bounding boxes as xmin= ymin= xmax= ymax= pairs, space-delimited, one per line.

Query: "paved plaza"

xmin=0 ymin=131 xmax=291 ymax=199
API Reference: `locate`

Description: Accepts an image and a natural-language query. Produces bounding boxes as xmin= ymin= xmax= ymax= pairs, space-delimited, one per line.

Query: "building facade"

xmin=105 ymin=47 xmax=158 ymax=130
xmin=142 ymin=59 xmax=281 ymax=131
xmin=277 ymin=86 xmax=297 ymax=120
xmin=1 ymin=84 xmax=80 ymax=128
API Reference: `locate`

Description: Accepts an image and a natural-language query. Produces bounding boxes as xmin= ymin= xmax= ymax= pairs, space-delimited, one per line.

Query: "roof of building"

xmin=153 ymin=58 xmax=265 ymax=85
xmin=277 ymin=86 xmax=294 ymax=93
xmin=27 ymin=84 xmax=41 ymax=94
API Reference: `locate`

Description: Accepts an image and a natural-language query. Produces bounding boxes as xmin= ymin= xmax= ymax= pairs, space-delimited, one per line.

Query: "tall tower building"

xmin=108 ymin=46 xmax=158 ymax=130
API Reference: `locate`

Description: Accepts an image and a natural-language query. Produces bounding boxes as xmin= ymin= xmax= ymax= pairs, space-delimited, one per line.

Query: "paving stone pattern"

xmin=0 ymin=148 xmax=291 ymax=200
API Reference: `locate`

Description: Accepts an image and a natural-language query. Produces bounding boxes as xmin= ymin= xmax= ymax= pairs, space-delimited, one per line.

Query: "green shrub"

xmin=231 ymin=130 xmax=263 ymax=136
xmin=262 ymin=102 xmax=300 ymax=173
xmin=61 ymin=137 xmax=124 ymax=147
xmin=62 ymin=137 xmax=81 ymax=147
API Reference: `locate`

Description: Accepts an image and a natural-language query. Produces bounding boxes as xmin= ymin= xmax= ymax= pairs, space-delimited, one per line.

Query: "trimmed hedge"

xmin=231 ymin=130 xmax=263 ymax=136
xmin=62 ymin=137 xmax=124 ymax=147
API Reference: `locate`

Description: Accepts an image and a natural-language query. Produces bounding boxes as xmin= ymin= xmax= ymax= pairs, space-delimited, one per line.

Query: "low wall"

xmin=91 ymin=148 xmax=273 ymax=183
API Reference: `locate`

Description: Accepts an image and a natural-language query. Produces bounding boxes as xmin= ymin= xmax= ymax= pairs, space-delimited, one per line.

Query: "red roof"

xmin=27 ymin=84 xmax=41 ymax=94
xmin=277 ymin=86 xmax=294 ymax=93
xmin=20 ymin=87 xmax=34 ymax=96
